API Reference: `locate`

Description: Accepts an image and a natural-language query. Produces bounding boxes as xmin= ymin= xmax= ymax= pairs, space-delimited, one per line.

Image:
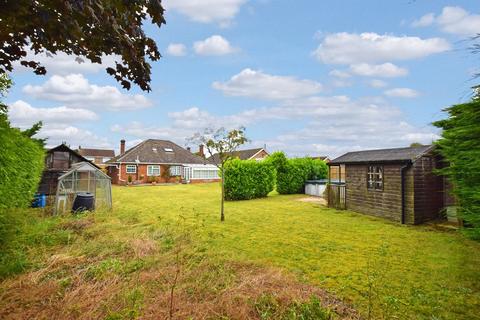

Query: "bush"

xmin=266 ymin=152 xmax=327 ymax=194
xmin=224 ymin=159 xmax=275 ymax=200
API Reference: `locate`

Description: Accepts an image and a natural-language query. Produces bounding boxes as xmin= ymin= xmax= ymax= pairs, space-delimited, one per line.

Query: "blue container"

xmin=32 ymin=193 xmax=46 ymax=208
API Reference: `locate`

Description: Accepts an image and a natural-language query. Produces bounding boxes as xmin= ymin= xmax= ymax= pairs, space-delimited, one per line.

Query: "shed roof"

xmin=77 ymin=148 xmax=115 ymax=158
xmin=107 ymin=139 xmax=207 ymax=165
xmin=329 ymin=145 xmax=434 ymax=165
xmin=208 ymin=148 xmax=267 ymax=164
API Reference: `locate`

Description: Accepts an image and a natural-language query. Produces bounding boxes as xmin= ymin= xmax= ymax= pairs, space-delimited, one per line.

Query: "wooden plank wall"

xmin=412 ymin=156 xmax=444 ymax=223
xmin=345 ymin=164 xmax=403 ymax=222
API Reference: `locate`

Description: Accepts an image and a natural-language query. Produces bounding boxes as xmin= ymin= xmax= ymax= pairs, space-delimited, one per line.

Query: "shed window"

xmin=147 ymin=165 xmax=161 ymax=176
xmin=126 ymin=165 xmax=137 ymax=174
xmin=367 ymin=166 xmax=383 ymax=190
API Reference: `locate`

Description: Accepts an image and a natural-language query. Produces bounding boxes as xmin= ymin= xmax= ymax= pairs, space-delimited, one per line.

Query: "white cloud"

xmin=23 ymin=74 xmax=152 ymax=110
xmin=166 ymin=43 xmax=187 ymax=56
xmin=384 ymin=88 xmax=419 ymax=98
xmin=8 ymin=100 xmax=98 ymax=127
xmin=212 ymin=68 xmax=323 ymax=100
xmin=193 ymin=35 xmax=237 ymax=56
xmin=412 ymin=7 xmax=480 ymax=36
xmin=412 ymin=13 xmax=435 ymax=27
xmin=350 ymin=63 xmax=408 ymax=78
xmin=14 ymin=49 xmax=117 ymax=75
xmin=367 ymin=79 xmax=388 ymax=88
xmin=313 ymin=32 xmax=450 ymax=64
xmin=163 ymin=0 xmax=247 ymax=25
xmin=329 ymin=69 xmax=351 ymax=78
xmin=111 ymin=95 xmax=438 ymax=157
xmin=40 ymin=124 xmax=112 ymax=149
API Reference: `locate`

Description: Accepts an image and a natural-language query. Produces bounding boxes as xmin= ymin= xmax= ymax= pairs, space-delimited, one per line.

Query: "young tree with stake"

xmin=189 ymin=127 xmax=248 ymax=222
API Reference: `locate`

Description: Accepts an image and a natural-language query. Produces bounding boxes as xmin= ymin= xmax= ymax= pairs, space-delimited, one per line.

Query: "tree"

xmin=189 ymin=128 xmax=248 ymax=222
xmin=409 ymin=142 xmax=424 ymax=147
xmin=433 ymin=97 xmax=480 ymax=239
xmin=0 ymin=0 xmax=166 ymax=91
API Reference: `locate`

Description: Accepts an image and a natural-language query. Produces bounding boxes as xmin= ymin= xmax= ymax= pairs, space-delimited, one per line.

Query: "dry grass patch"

xmin=0 ymin=258 xmax=359 ymax=320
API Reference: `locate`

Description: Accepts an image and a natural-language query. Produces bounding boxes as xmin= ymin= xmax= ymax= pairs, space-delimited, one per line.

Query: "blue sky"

xmin=7 ymin=0 xmax=480 ymax=157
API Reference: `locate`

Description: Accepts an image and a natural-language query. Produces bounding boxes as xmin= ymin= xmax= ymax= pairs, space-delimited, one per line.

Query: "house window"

xmin=147 ymin=165 xmax=160 ymax=176
xmin=169 ymin=166 xmax=182 ymax=176
xmin=126 ymin=165 xmax=137 ymax=174
xmin=367 ymin=165 xmax=383 ymax=190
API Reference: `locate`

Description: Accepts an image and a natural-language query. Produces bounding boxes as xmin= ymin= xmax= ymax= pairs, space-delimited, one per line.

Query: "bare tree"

xmin=189 ymin=127 xmax=248 ymax=222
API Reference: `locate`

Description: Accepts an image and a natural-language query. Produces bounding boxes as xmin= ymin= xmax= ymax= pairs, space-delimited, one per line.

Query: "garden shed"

xmin=327 ymin=145 xmax=450 ymax=224
xmin=55 ymin=161 xmax=112 ymax=214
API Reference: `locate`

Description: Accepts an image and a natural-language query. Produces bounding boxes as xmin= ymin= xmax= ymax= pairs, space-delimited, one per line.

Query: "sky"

xmin=6 ymin=0 xmax=480 ymax=158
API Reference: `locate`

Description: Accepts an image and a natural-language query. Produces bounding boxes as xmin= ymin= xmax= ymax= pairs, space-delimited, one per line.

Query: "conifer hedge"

xmin=265 ymin=151 xmax=328 ymax=194
xmin=0 ymin=127 xmax=44 ymax=209
xmin=434 ymin=98 xmax=480 ymax=239
xmin=224 ymin=159 xmax=275 ymax=200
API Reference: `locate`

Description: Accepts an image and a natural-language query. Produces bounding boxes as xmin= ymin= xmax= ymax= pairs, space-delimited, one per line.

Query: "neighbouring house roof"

xmin=208 ymin=148 xmax=268 ymax=164
xmin=311 ymin=156 xmax=330 ymax=162
xmin=329 ymin=145 xmax=434 ymax=165
xmin=107 ymin=139 xmax=208 ymax=165
xmin=76 ymin=148 xmax=115 ymax=158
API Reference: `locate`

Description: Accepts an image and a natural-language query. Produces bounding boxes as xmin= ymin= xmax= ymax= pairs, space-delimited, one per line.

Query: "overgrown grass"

xmin=1 ymin=183 xmax=479 ymax=319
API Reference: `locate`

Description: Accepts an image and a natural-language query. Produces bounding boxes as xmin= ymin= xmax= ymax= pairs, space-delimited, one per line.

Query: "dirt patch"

xmin=297 ymin=196 xmax=327 ymax=206
xmin=0 ymin=259 xmax=360 ymax=319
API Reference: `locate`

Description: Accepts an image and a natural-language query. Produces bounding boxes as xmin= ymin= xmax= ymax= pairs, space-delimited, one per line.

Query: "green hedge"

xmin=0 ymin=126 xmax=44 ymax=209
xmin=266 ymin=152 xmax=328 ymax=194
xmin=224 ymin=159 xmax=275 ymax=200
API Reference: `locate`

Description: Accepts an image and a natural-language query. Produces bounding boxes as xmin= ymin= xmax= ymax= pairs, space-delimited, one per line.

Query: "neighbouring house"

xmin=76 ymin=147 xmax=115 ymax=168
xmin=311 ymin=156 xmax=330 ymax=163
xmin=208 ymin=147 xmax=269 ymax=164
xmin=106 ymin=139 xmax=220 ymax=185
xmin=327 ymin=145 xmax=451 ymax=224
xmin=38 ymin=144 xmax=98 ymax=196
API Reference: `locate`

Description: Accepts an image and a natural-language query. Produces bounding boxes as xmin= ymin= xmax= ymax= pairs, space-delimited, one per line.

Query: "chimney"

xmin=187 ymin=146 xmax=191 ymax=152
xmin=199 ymin=144 xmax=205 ymax=158
xmin=120 ymin=139 xmax=126 ymax=155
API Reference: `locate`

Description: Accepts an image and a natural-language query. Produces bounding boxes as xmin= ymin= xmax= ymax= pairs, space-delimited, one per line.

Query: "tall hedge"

xmin=265 ymin=152 xmax=328 ymax=194
xmin=224 ymin=159 xmax=275 ymax=200
xmin=433 ymin=98 xmax=480 ymax=239
xmin=0 ymin=126 xmax=44 ymax=209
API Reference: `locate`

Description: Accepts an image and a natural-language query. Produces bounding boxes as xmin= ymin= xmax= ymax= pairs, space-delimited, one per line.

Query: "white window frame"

xmin=147 ymin=165 xmax=161 ymax=176
xmin=126 ymin=164 xmax=137 ymax=174
xmin=169 ymin=165 xmax=182 ymax=176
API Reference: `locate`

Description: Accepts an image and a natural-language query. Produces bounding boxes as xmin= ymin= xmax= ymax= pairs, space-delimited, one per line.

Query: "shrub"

xmin=266 ymin=152 xmax=328 ymax=194
xmin=224 ymin=159 xmax=275 ymax=200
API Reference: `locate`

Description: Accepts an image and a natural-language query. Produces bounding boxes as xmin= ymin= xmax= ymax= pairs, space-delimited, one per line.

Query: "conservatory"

xmin=54 ymin=161 xmax=112 ymax=214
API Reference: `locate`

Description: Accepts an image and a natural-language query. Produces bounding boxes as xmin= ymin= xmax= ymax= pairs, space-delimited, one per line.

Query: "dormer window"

xmin=164 ymin=147 xmax=174 ymax=152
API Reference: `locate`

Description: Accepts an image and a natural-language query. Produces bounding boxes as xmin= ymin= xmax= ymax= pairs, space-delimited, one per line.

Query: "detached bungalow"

xmin=327 ymin=145 xmax=451 ymax=224
xmin=106 ymin=139 xmax=220 ymax=184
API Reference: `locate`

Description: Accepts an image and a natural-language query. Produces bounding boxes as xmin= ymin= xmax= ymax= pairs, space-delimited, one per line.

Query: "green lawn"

xmin=1 ymin=183 xmax=479 ymax=319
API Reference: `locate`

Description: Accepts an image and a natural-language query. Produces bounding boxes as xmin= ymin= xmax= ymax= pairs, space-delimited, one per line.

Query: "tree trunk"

xmin=221 ymin=166 xmax=225 ymax=222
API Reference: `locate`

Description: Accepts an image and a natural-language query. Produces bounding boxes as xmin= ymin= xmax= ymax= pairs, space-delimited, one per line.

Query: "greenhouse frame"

xmin=54 ymin=162 xmax=112 ymax=214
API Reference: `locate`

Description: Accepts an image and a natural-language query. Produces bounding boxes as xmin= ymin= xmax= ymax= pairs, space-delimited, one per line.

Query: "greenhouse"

xmin=54 ymin=161 xmax=112 ymax=214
